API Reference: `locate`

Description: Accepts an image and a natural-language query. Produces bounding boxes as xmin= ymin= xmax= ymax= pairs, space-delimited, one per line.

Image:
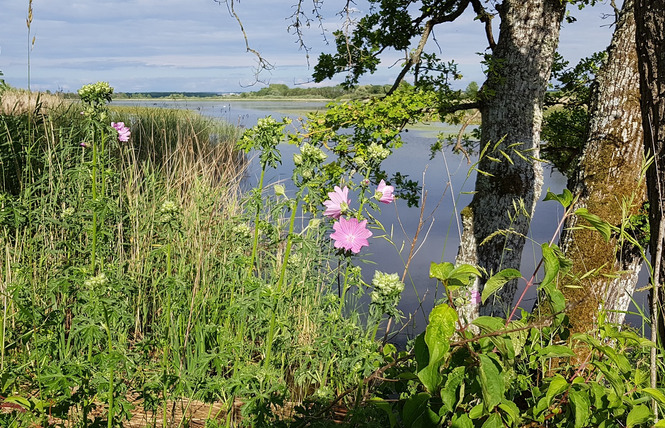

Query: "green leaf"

xmin=575 ymin=207 xmax=612 ymax=242
xmin=430 ymin=262 xmax=480 ymax=288
xmin=468 ymin=403 xmax=484 ymax=419
xmin=418 ymin=304 xmax=458 ymax=392
xmin=402 ymin=392 xmax=440 ymax=428
xmin=481 ymin=413 xmax=504 ymax=428
xmin=498 ymin=398 xmax=521 ymax=426
xmin=2 ymin=395 xmax=31 ymax=410
xmin=441 ymin=366 xmax=465 ymax=414
xmin=544 ymin=188 xmax=574 ymax=208
xmin=429 ymin=262 xmax=454 ymax=282
xmin=472 ymin=317 xmax=514 ymax=359
xmin=482 ymin=268 xmax=522 ymax=304
xmin=370 ymin=398 xmax=397 ymax=428
xmin=598 ymin=345 xmax=632 ymax=374
xmin=545 ymin=375 xmax=569 ymax=406
xmin=626 ymin=405 xmax=652 ymax=428
xmin=478 ymin=354 xmax=504 ymax=411
xmin=472 ymin=316 xmax=505 ymax=333
xmin=540 ymin=243 xmax=560 ymax=290
xmin=569 ymin=390 xmax=591 ymax=428
xmin=641 ymin=387 xmax=665 ymax=406
xmin=506 ymin=320 xmax=528 ymax=357
xmin=414 ymin=332 xmax=429 ymax=371
xmin=451 ymin=413 xmax=474 ymax=428
xmin=592 ymin=361 xmax=625 ymax=396
xmin=538 ymin=345 xmax=576 ymax=359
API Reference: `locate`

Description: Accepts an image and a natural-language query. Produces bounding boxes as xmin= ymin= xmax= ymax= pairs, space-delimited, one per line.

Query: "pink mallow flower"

xmin=330 ymin=217 xmax=373 ymax=253
xmin=323 ymin=186 xmax=350 ymax=219
xmin=111 ymin=122 xmax=131 ymax=142
xmin=375 ymin=180 xmax=394 ymax=204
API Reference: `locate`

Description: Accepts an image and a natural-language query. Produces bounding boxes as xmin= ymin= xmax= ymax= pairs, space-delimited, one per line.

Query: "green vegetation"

xmin=1 ymin=83 xmax=664 ymax=427
xmin=0 ymin=85 xmax=386 ymax=426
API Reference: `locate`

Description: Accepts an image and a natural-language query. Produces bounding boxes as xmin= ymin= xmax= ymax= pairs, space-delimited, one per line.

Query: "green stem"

xmin=338 ymin=262 xmax=351 ymax=318
xmin=249 ymin=167 xmax=266 ymax=274
xmin=264 ymin=199 xmax=297 ymax=366
xmin=102 ymin=304 xmax=115 ymax=428
xmin=91 ymin=134 xmax=98 ymax=272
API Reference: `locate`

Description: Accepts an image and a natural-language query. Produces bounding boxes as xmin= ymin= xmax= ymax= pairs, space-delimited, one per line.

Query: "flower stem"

xmin=102 ymin=304 xmax=115 ymax=428
xmin=249 ymin=167 xmax=266 ymax=274
xmin=264 ymin=199 xmax=297 ymax=366
xmin=91 ymin=134 xmax=98 ymax=272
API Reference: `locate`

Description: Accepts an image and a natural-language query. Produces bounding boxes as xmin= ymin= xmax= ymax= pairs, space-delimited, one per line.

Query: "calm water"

xmin=114 ymin=99 xmax=650 ymax=341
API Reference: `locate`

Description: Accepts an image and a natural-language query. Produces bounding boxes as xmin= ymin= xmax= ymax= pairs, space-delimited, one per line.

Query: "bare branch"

xmin=214 ymin=0 xmax=274 ymax=82
xmin=471 ymin=0 xmax=496 ymax=50
xmin=287 ymin=0 xmax=331 ymax=67
xmin=454 ymin=109 xmax=480 ymax=163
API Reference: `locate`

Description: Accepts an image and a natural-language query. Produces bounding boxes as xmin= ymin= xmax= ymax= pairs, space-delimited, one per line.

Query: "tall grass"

xmin=0 ymin=91 xmax=381 ymax=427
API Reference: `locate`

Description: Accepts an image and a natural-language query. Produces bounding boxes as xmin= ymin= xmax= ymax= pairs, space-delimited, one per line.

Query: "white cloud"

xmin=0 ymin=0 xmax=618 ymax=92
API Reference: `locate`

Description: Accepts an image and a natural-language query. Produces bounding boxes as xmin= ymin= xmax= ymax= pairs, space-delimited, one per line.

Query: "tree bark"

xmin=456 ymin=0 xmax=566 ymax=319
xmin=559 ymin=0 xmax=645 ymax=331
xmin=634 ymin=0 xmax=665 ymax=343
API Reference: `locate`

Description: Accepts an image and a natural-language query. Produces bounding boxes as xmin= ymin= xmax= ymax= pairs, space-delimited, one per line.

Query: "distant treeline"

xmin=54 ymin=81 xmax=480 ymax=101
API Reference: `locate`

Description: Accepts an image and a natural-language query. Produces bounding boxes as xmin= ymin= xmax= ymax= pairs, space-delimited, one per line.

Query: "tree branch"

xmin=471 ymin=0 xmax=496 ymax=50
xmin=215 ymin=0 xmax=274 ymax=83
xmin=386 ymin=0 xmax=471 ymax=95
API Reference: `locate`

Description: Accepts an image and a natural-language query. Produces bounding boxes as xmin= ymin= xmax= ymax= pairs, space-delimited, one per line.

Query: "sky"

xmin=0 ymin=0 xmax=622 ymax=93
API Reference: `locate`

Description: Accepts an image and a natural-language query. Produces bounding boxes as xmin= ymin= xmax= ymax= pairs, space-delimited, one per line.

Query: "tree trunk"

xmin=456 ymin=0 xmax=566 ymax=319
xmin=559 ymin=0 xmax=645 ymax=331
xmin=634 ymin=0 xmax=665 ymax=344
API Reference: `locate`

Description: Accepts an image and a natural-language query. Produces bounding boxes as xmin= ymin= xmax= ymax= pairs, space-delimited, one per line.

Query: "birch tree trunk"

xmin=634 ymin=0 xmax=665 ymax=344
xmin=559 ymin=0 xmax=645 ymax=331
xmin=456 ymin=0 xmax=565 ymax=319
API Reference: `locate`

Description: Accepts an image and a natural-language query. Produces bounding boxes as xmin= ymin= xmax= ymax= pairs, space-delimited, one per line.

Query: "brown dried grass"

xmin=0 ymin=89 xmax=70 ymax=115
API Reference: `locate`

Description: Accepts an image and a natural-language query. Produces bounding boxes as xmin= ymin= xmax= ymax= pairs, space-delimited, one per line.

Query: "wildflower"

xmin=301 ymin=142 xmax=327 ymax=163
xmin=375 ymin=180 xmax=395 ymax=204
xmin=231 ymin=223 xmax=252 ymax=240
xmin=330 ymin=217 xmax=372 ymax=253
xmin=84 ymin=272 xmax=108 ymax=288
xmin=158 ymin=200 xmax=179 ymax=223
xmin=367 ymin=142 xmax=390 ymax=161
xmin=111 ymin=121 xmax=131 ymax=142
xmin=370 ymin=271 xmax=404 ymax=319
xmin=323 ymin=186 xmax=350 ymax=219
xmin=61 ymin=207 xmax=75 ymax=219
xmin=78 ymin=81 xmax=113 ymax=106
xmin=370 ymin=271 xmax=405 ymax=303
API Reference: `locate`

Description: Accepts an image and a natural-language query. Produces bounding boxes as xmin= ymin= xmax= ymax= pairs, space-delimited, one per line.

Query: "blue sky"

xmin=0 ymin=0 xmax=620 ymax=93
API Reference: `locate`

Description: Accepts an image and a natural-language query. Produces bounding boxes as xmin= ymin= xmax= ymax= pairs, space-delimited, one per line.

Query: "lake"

xmin=113 ymin=99 xmax=650 ymax=342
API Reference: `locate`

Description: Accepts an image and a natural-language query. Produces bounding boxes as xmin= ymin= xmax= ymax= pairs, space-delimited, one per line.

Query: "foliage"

xmin=541 ymin=51 xmax=607 ymax=180
xmin=355 ymin=190 xmax=664 ymax=428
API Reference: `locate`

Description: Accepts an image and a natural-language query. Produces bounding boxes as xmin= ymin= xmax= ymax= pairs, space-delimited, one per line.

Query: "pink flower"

xmin=469 ymin=290 xmax=481 ymax=305
xmin=111 ymin=122 xmax=131 ymax=142
xmin=323 ymin=186 xmax=350 ymax=219
xmin=330 ymin=217 xmax=372 ymax=253
xmin=375 ymin=180 xmax=394 ymax=204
